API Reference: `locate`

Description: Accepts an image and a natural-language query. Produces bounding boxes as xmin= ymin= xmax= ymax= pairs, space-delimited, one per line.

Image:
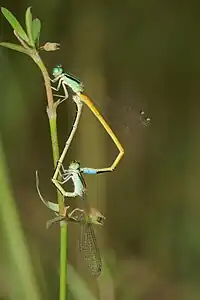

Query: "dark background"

xmin=1 ymin=1 xmax=200 ymax=299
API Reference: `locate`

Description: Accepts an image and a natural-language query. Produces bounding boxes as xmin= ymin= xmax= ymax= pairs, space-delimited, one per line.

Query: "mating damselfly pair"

xmin=37 ymin=65 xmax=151 ymax=277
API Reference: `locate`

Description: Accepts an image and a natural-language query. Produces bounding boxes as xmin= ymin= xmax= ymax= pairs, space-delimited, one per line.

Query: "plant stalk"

xmin=32 ymin=52 xmax=67 ymax=300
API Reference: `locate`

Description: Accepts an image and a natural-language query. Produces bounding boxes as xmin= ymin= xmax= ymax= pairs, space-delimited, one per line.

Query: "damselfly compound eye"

xmin=96 ymin=216 xmax=104 ymax=225
xmin=52 ymin=65 xmax=63 ymax=77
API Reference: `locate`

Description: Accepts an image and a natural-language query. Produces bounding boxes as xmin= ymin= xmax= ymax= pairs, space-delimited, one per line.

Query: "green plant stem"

xmin=60 ymin=222 xmax=68 ymax=299
xmin=31 ymin=52 xmax=67 ymax=300
xmin=32 ymin=52 xmax=64 ymax=212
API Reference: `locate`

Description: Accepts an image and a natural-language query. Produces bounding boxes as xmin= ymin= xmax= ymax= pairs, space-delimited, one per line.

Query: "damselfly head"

xmin=69 ymin=160 xmax=80 ymax=170
xmin=89 ymin=208 xmax=105 ymax=226
xmin=96 ymin=216 xmax=105 ymax=225
xmin=52 ymin=64 xmax=63 ymax=77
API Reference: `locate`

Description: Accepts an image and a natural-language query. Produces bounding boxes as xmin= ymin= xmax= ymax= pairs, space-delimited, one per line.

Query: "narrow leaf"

xmin=1 ymin=7 xmax=29 ymax=43
xmin=0 ymin=42 xmax=30 ymax=55
xmin=25 ymin=7 xmax=34 ymax=47
xmin=35 ymin=171 xmax=60 ymax=212
xmin=32 ymin=18 xmax=41 ymax=47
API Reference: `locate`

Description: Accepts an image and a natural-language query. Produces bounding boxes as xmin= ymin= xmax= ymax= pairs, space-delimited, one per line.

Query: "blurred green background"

xmin=1 ymin=1 xmax=200 ymax=299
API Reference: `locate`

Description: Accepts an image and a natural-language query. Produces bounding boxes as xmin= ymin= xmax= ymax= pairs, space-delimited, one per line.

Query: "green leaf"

xmin=1 ymin=7 xmax=29 ymax=44
xmin=0 ymin=42 xmax=30 ymax=55
xmin=32 ymin=18 xmax=41 ymax=47
xmin=25 ymin=7 xmax=34 ymax=47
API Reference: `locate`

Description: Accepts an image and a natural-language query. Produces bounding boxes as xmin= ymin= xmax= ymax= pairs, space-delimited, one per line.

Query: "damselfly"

xmin=36 ymin=161 xmax=105 ymax=277
xmin=50 ymin=65 xmax=124 ymax=173
xmin=54 ymin=161 xmax=105 ymax=276
xmin=36 ymin=170 xmax=104 ymax=276
xmin=68 ymin=207 xmax=105 ymax=277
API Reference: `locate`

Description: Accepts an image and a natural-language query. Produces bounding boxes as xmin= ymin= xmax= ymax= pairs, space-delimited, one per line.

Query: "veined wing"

xmin=79 ymin=219 xmax=102 ymax=277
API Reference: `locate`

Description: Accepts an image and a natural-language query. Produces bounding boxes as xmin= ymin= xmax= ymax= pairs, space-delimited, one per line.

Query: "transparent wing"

xmin=79 ymin=221 xmax=102 ymax=277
